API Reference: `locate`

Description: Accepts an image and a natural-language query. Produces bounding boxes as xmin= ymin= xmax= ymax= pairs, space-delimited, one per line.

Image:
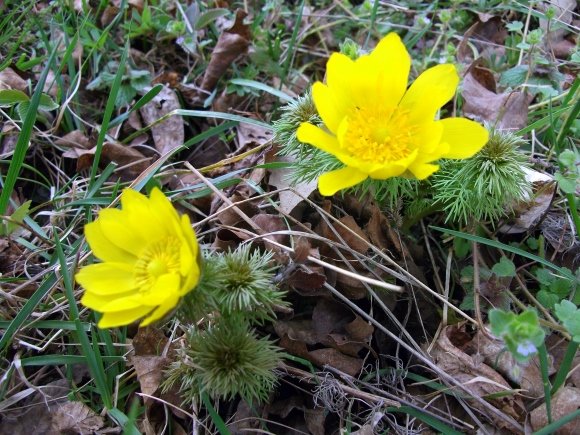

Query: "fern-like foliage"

xmin=431 ymin=127 xmax=530 ymax=224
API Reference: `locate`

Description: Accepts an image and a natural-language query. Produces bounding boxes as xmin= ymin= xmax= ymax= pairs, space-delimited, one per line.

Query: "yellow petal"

xmin=413 ymin=121 xmax=444 ymax=155
xmin=81 ymin=290 xmax=135 ymax=310
xmin=349 ymin=33 xmax=410 ymax=110
xmin=297 ymin=123 xmax=342 ymax=155
xmin=369 ymin=148 xmax=419 ymax=179
xmin=399 ymin=64 xmax=459 ymax=124
xmin=85 ymin=220 xmax=136 ymax=264
xmin=98 ymin=209 xmax=148 ymax=256
xmin=312 ymin=82 xmax=348 ymax=134
xmin=140 ymin=294 xmax=179 ymax=327
xmin=75 ymin=263 xmax=135 ymax=295
xmin=369 ymin=33 xmax=411 ymax=107
xmin=142 ymin=273 xmax=181 ymax=306
xmin=408 ymin=162 xmax=440 ymax=179
xmin=439 ymin=117 xmax=489 ymax=159
xmin=97 ymin=306 xmax=152 ymax=328
xmin=101 ymin=297 xmax=145 ymax=312
xmin=120 ymin=188 xmax=150 ymax=213
xmin=150 ymin=188 xmax=180 ymax=224
xmin=326 ymin=52 xmax=355 ymax=101
xmin=318 ymin=166 xmax=367 ymax=196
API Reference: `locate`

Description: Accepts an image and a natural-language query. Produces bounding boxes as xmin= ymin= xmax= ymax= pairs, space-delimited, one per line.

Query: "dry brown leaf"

xmin=51 ymin=401 xmax=105 ymax=434
xmin=468 ymin=329 xmax=545 ymax=397
xmin=139 ymin=85 xmax=184 ymax=156
xmin=268 ymin=154 xmax=318 ymax=216
xmin=499 ymin=168 xmax=555 ymax=234
xmin=55 ymin=130 xmax=92 ymax=150
xmin=0 ymin=67 xmax=27 ymax=91
xmin=432 ymin=325 xmax=523 ymax=429
xmin=462 ymin=69 xmax=533 ymax=131
xmin=531 ymin=387 xmax=580 ymax=434
xmin=200 ymin=9 xmax=250 ymax=93
xmin=457 ymin=16 xmax=507 ymax=63
xmin=308 ymin=348 xmax=363 ymax=377
xmin=132 ymin=355 xmax=168 ymax=398
xmin=236 ymin=122 xmax=273 ymax=150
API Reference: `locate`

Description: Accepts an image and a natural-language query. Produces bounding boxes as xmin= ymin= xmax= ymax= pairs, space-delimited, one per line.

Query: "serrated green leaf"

xmin=554 ymin=172 xmax=577 ymax=194
xmin=558 ymin=149 xmax=577 ymax=169
xmin=0 ymin=199 xmax=31 ymax=236
xmin=555 ymin=300 xmax=580 ymax=342
xmin=38 ymin=93 xmax=59 ymax=111
xmin=499 ymin=65 xmax=528 ymax=88
xmin=16 ymin=101 xmax=30 ymax=120
xmin=492 ymin=256 xmax=516 ymax=277
xmin=194 ymin=8 xmax=230 ymax=30
xmin=0 ymin=89 xmax=29 ymax=107
xmin=506 ymin=21 xmax=524 ymax=32
xmin=537 ymin=290 xmax=560 ymax=310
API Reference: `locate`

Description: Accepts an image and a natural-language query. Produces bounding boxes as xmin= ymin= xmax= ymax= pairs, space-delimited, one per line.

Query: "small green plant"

xmin=432 ymin=126 xmax=530 ymax=224
xmin=164 ymin=318 xmax=281 ymax=404
xmin=489 ymin=308 xmax=545 ymax=362
xmin=535 ymin=267 xmax=578 ymax=310
xmin=165 ymin=245 xmax=287 ymax=404
xmin=554 ymin=149 xmax=579 ymax=196
xmin=555 ymin=300 xmax=580 ymax=342
xmin=0 ymin=89 xmax=58 ymax=123
xmin=86 ymin=61 xmax=151 ymax=107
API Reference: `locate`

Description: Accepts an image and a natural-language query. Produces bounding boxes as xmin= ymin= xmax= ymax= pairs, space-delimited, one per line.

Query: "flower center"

xmin=135 ymin=237 xmax=181 ymax=290
xmin=341 ymin=106 xmax=415 ymax=164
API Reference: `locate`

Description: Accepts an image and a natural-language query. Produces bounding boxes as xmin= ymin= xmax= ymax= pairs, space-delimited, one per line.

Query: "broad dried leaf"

xmin=308 ymin=348 xmax=363 ymax=377
xmin=499 ymin=168 xmax=555 ymax=234
xmin=139 ymin=85 xmax=184 ymax=156
xmin=269 ymin=154 xmax=318 ymax=215
xmin=200 ymin=9 xmax=250 ymax=93
xmin=462 ymin=69 xmax=533 ymax=131
xmin=469 ymin=329 xmax=545 ymax=397
xmin=530 ymin=387 xmax=580 ymax=434
xmin=55 ymin=130 xmax=92 ymax=150
xmin=51 ymin=401 xmax=105 ymax=434
xmin=132 ymin=355 xmax=168 ymax=398
xmin=432 ymin=325 xmax=522 ymax=429
xmin=0 ymin=68 xmax=27 ymax=91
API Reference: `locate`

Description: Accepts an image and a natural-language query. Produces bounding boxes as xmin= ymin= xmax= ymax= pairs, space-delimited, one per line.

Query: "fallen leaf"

xmin=499 ymin=168 xmax=556 ymax=234
xmin=51 ymin=401 xmax=105 ymax=434
xmin=432 ymin=325 xmax=523 ymax=429
xmin=268 ymin=153 xmax=318 ymax=215
xmin=468 ymin=329 xmax=545 ymax=397
xmin=530 ymin=387 xmax=580 ymax=434
xmin=55 ymin=130 xmax=92 ymax=150
xmin=0 ymin=68 xmax=27 ymax=91
xmin=139 ymin=85 xmax=184 ymax=156
xmin=200 ymin=9 xmax=250 ymax=94
xmin=462 ymin=68 xmax=533 ymax=131
xmin=308 ymin=348 xmax=363 ymax=377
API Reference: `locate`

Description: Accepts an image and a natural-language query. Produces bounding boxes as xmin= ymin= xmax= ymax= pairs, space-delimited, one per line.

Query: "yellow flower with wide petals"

xmin=297 ymin=33 xmax=489 ymax=196
xmin=76 ymin=188 xmax=200 ymax=328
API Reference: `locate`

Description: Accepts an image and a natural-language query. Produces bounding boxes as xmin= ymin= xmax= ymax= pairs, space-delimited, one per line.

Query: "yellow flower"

xmin=76 ymin=188 xmax=200 ymax=328
xmin=296 ymin=33 xmax=489 ymax=196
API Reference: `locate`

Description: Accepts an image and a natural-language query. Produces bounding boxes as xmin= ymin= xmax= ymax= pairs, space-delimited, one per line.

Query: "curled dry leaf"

xmin=56 ymin=130 xmax=92 ymax=150
xmin=499 ymin=167 xmax=555 ymax=234
xmin=530 ymin=387 xmax=580 ymax=434
xmin=275 ymin=299 xmax=371 ymax=376
xmin=468 ymin=329 xmax=545 ymax=397
xmin=200 ymin=9 xmax=250 ymax=94
xmin=432 ymin=325 xmax=523 ymax=429
xmin=139 ymin=85 xmax=184 ymax=156
xmin=462 ymin=68 xmax=533 ymax=131
xmin=0 ymin=67 xmax=27 ymax=91
xmin=268 ymin=154 xmax=318 ymax=216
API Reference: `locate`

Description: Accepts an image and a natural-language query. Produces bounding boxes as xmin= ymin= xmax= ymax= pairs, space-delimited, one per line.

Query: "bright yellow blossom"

xmin=76 ymin=188 xmax=200 ymax=328
xmin=297 ymin=33 xmax=489 ymax=196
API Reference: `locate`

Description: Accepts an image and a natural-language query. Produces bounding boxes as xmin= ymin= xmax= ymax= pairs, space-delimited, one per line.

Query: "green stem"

xmin=538 ymin=342 xmax=552 ymax=424
xmin=551 ymin=340 xmax=579 ymax=395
